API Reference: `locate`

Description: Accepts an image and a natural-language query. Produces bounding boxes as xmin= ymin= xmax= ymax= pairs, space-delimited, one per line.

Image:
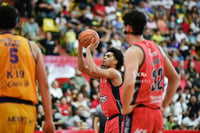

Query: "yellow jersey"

xmin=0 ymin=32 xmax=37 ymax=104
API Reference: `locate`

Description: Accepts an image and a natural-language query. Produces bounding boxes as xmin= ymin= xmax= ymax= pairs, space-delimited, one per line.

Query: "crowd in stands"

xmin=2 ymin=0 xmax=200 ymax=131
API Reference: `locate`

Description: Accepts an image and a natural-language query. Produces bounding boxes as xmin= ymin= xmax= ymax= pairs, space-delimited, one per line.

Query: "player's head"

xmin=122 ymin=9 xmax=146 ymax=35
xmin=105 ymin=47 xmax=124 ymax=70
xmin=0 ymin=5 xmax=18 ymax=30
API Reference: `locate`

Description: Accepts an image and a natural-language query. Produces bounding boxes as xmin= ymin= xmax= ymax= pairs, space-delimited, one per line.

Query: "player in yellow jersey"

xmin=0 ymin=5 xmax=55 ymax=133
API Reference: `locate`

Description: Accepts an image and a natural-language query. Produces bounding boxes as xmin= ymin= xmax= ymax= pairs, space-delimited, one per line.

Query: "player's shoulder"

xmin=125 ymin=45 xmax=143 ymax=56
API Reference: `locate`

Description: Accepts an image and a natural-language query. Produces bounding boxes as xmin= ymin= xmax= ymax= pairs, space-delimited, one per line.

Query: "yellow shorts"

xmin=0 ymin=102 xmax=36 ymax=133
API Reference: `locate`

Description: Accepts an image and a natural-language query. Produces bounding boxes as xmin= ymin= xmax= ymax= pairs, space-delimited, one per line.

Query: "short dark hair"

xmin=107 ymin=47 xmax=124 ymax=70
xmin=122 ymin=9 xmax=146 ymax=35
xmin=0 ymin=5 xmax=18 ymax=30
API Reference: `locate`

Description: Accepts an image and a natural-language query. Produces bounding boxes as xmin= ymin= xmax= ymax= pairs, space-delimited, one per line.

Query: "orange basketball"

xmin=78 ymin=29 xmax=99 ymax=48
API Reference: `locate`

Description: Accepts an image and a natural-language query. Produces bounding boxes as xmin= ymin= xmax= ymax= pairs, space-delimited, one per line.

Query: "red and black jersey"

xmin=99 ymin=74 xmax=123 ymax=117
xmin=131 ymin=40 xmax=165 ymax=109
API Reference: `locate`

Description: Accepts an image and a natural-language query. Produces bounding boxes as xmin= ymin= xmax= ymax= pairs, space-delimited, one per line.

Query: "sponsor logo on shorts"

xmin=8 ymin=116 xmax=34 ymax=125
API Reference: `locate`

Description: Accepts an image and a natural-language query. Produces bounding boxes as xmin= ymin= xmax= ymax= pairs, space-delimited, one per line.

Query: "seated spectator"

xmin=23 ymin=16 xmax=40 ymax=41
xmin=151 ymin=29 xmax=164 ymax=45
xmin=59 ymin=96 xmax=70 ymax=116
xmin=74 ymin=68 xmax=90 ymax=90
xmin=156 ymin=14 xmax=169 ymax=35
xmin=93 ymin=0 xmax=106 ymax=22
xmin=65 ymin=27 xmax=76 ymax=54
xmin=60 ymin=105 xmax=81 ymax=129
xmin=180 ymin=17 xmax=191 ymax=34
xmin=50 ymin=80 xmax=63 ymax=99
xmin=55 ymin=12 xmax=67 ymax=35
xmin=62 ymin=77 xmax=78 ymax=91
xmin=167 ymin=115 xmax=177 ymax=130
xmin=175 ymin=27 xmax=189 ymax=43
xmin=71 ymin=92 xmax=91 ymax=119
xmin=173 ymin=95 xmax=188 ymax=126
xmin=36 ymin=0 xmax=55 ymax=25
xmin=39 ymin=32 xmax=59 ymax=55
xmin=187 ymin=95 xmax=199 ymax=117
xmin=36 ymin=104 xmax=45 ymax=131
xmin=50 ymin=0 xmax=62 ymax=16
xmin=146 ymin=16 xmax=157 ymax=30
xmin=182 ymin=112 xmax=199 ymax=129
xmin=179 ymin=69 xmax=188 ymax=91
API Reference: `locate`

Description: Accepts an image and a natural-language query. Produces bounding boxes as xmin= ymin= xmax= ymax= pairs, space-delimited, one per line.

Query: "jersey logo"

xmin=100 ymin=94 xmax=107 ymax=103
xmin=135 ymin=128 xmax=147 ymax=133
xmin=103 ymin=79 xmax=107 ymax=83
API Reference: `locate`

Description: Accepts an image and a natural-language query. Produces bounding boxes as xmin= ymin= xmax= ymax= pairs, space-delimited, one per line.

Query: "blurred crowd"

xmin=2 ymin=0 xmax=200 ymax=131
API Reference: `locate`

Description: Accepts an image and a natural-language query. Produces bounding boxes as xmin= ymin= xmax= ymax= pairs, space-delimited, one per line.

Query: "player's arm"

xmin=30 ymin=41 xmax=55 ymax=133
xmin=161 ymin=50 xmax=180 ymax=109
xmin=93 ymin=115 xmax=99 ymax=133
xmin=122 ymin=46 xmax=143 ymax=115
xmin=77 ymin=42 xmax=99 ymax=79
xmin=85 ymin=41 xmax=120 ymax=80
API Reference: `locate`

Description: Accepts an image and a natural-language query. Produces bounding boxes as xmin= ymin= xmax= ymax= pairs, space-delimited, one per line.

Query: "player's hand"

xmin=87 ymin=38 xmax=99 ymax=51
xmin=43 ymin=121 xmax=55 ymax=133
xmin=122 ymin=104 xmax=137 ymax=115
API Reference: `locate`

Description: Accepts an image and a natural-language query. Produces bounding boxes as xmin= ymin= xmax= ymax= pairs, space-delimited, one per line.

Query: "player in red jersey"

xmin=78 ymin=40 xmax=124 ymax=133
xmin=121 ymin=9 xmax=180 ymax=133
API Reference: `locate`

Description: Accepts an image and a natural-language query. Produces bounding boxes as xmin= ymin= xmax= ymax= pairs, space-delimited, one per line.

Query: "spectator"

xmin=71 ymin=92 xmax=91 ymax=119
xmin=59 ymin=96 xmax=70 ymax=116
xmin=187 ymin=95 xmax=200 ymax=117
xmin=23 ymin=16 xmax=40 ymax=41
xmin=182 ymin=112 xmax=199 ymax=129
xmin=36 ymin=104 xmax=45 ymax=131
xmin=50 ymin=80 xmax=63 ymax=99
xmin=60 ymin=105 xmax=81 ymax=129
xmin=39 ymin=32 xmax=58 ymax=55
xmin=93 ymin=0 xmax=106 ymax=22
xmin=173 ymin=95 xmax=188 ymax=126
xmin=74 ymin=68 xmax=89 ymax=90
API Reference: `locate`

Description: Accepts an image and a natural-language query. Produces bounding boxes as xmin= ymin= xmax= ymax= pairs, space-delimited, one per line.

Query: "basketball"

xmin=78 ymin=29 xmax=99 ymax=48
